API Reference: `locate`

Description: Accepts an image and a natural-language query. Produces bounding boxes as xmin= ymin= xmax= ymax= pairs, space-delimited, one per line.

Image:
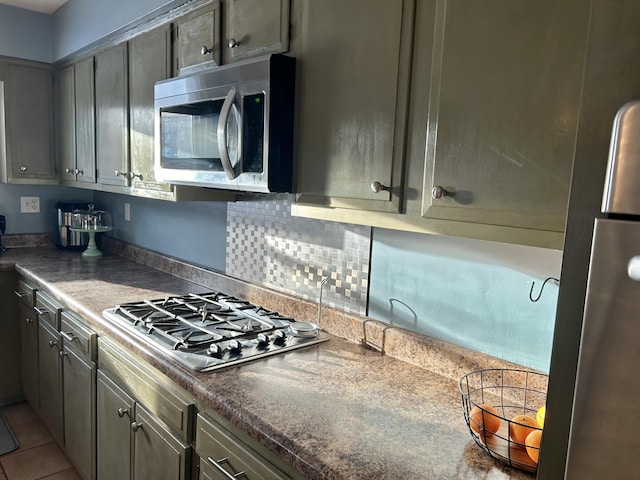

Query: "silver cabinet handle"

xmin=60 ymin=331 xmax=78 ymax=342
xmin=24 ymin=317 xmax=33 ymax=325
xmin=48 ymin=340 xmax=57 ymax=348
xmin=431 ymin=186 xmax=449 ymax=199
xmin=19 ymin=165 xmax=27 ymax=172
xmin=371 ymin=181 xmax=389 ymax=193
xmin=34 ymin=307 xmax=48 ymax=316
xmin=76 ymin=168 xmax=83 ymax=175
xmin=59 ymin=350 xmax=68 ymax=358
xmin=65 ymin=168 xmax=73 ymax=174
xmin=228 ymin=38 xmax=240 ymax=48
xmin=201 ymin=45 xmax=213 ymax=55
xmin=131 ymin=422 xmax=143 ymax=432
xmin=131 ymin=172 xmax=143 ymax=181
xmin=207 ymin=457 xmax=245 ymax=480
xmin=117 ymin=407 xmax=129 ymax=418
xmin=14 ymin=290 xmax=28 ymax=298
xmin=115 ymin=170 xmax=132 ymax=179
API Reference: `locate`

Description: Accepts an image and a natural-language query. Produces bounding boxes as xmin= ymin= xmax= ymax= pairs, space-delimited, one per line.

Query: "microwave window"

xmin=160 ymin=100 xmax=224 ymax=170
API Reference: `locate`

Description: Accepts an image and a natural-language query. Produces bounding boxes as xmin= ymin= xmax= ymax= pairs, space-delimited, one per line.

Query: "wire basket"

xmin=459 ymin=368 xmax=548 ymax=473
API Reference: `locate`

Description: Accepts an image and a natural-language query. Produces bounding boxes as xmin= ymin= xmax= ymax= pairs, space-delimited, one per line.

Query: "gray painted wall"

xmin=0 ymin=4 xmax=52 ymax=62
xmin=369 ymin=228 xmax=562 ymax=372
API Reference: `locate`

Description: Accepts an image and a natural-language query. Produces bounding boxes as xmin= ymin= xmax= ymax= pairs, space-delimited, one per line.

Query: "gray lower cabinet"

xmin=196 ymin=412 xmax=290 ymax=480
xmin=96 ymin=370 xmax=134 ymax=480
xmin=38 ymin=320 xmax=64 ymax=445
xmin=60 ymin=311 xmax=97 ymax=480
xmin=292 ymin=0 xmax=415 ymax=213
xmin=0 ymin=58 xmax=56 ymax=184
xmin=18 ymin=302 xmax=38 ymax=409
xmin=97 ymin=337 xmax=192 ymax=480
xmin=95 ymin=43 xmax=129 ymax=187
xmin=0 ymin=271 xmax=21 ymax=406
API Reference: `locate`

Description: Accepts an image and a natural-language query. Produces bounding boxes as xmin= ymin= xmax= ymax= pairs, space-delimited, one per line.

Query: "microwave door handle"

xmin=217 ymin=88 xmax=239 ymax=180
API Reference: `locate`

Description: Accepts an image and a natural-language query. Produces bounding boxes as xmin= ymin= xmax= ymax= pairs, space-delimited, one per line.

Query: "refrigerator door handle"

xmin=628 ymin=255 xmax=640 ymax=281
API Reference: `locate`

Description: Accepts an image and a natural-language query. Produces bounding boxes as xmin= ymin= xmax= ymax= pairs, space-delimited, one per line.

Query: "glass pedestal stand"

xmin=69 ymin=226 xmax=112 ymax=257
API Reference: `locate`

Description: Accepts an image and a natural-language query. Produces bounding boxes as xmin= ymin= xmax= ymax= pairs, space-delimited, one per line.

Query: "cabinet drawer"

xmin=98 ymin=337 xmax=193 ymax=442
xmin=15 ymin=278 xmax=36 ymax=307
xmin=60 ymin=310 xmax=97 ymax=361
xmin=196 ymin=412 xmax=289 ymax=480
xmin=34 ymin=291 xmax=62 ymax=329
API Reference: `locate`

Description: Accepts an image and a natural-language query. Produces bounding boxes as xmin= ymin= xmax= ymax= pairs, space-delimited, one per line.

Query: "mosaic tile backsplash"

xmin=226 ymin=195 xmax=371 ymax=315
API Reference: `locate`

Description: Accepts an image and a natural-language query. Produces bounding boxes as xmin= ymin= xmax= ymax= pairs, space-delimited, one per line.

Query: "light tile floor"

xmin=0 ymin=403 xmax=81 ymax=480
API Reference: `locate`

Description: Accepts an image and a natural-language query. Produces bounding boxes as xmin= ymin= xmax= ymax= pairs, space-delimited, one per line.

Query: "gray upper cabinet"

xmin=175 ymin=1 xmax=221 ymax=75
xmin=57 ymin=57 xmax=96 ymax=185
xmin=222 ymin=0 xmax=290 ymax=63
xmin=0 ymin=59 xmax=56 ymax=184
xmin=293 ymin=0 xmax=415 ymax=213
xmin=421 ymin=0 xmax=590 ymax=236
xmin=95 ymin=43 xmax=129 ymax=187
xmin=129 ymin=24 xmax=172 ymax=194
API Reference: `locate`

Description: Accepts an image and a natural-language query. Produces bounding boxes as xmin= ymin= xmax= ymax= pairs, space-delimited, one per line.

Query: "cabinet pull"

xmin=60 ymin=331 xmax=78 ymax=342
xmin=207 ymin=457 xmax=246 ymax=480
xmin=19 ymin=165 xmax=27 ymax=172
xmin=14 ymin=290 xmax=28 ymax=298
xmin=431 ymin=185 xmax=449 ymax=199
xmin=34 ymin=307 xmax=48 ymax=316
xmin=24 ymin=317 xmax=33 ymax=325
xmin=228 ymin=38 xmax=240 ymax=49
xmin=131 ymin=422 xmax=143 ymax=432
xmin=59 ymin=350 xmax=68 ymax=358
xmin=76 ymin=168 xmax=83 ymax=175
xmin=371 ymin=181 xmax=389 ymax=193
xmin=115 ymin=170 xmax=132 ymax=179
xmin=117 ymin=407 xmax=129 ymax=418
xmin=201 ymin=45 xmax=213 ymax=56
xmin=65 ymin=168 xmax=73 ymax=174
xmin=131 ymin=172 xmax=143 ymax=181
xmin=48 ymin=340 xmax=57 ymax=348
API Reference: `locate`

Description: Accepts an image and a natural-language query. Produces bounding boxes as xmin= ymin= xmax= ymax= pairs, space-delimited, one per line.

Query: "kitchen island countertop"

xmin=0 ymin=245 xmax=533 ymax=480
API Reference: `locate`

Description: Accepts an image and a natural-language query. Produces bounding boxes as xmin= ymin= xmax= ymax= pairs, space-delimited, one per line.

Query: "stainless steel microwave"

xmin=154 ymin=54 xmax=295 ymax=193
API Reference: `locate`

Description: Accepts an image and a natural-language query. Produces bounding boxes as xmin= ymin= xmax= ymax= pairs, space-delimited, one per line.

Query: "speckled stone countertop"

xmin=0 ymin=241 xmax=535 ymax=480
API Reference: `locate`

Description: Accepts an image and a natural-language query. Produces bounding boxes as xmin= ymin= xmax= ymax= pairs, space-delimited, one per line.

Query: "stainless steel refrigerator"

xmin=564 ymin=100 xmax=640 ymax=479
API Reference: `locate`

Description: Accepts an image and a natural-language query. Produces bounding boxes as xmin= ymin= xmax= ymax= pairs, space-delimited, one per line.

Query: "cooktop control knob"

xmin=208 ymin=343 xmax=223 ymax=357
xmin=228 ymin=339 xmax=242 ymax=352
xmin=256 ymin=333 xmax=270 ymax=347
xmin=273 ymin=329 xmax=287 ymax=344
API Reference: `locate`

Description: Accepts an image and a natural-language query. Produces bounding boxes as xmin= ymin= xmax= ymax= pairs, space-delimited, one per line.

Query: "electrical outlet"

xmin=124 ymin=202 xmax=130 ymax=221
xmin=20 ymin=196 xmax=40 ymax=213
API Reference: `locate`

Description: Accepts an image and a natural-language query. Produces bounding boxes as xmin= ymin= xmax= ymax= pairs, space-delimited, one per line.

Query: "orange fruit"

xmin=525 ymin=429 xmax=543 ymax=464
xmin=510 ymin=414 xmax=540 ymax=445
xmin=469 ymin=404 xmax=501 ymax=437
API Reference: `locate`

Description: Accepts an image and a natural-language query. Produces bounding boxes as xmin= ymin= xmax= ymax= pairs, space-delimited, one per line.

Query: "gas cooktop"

xmin=103 ymin=291 xmax=329 ymax=372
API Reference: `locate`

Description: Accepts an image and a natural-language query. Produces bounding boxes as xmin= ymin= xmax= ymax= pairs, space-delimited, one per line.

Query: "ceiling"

xmin=0 ymin=0 xmax=68 ymax=14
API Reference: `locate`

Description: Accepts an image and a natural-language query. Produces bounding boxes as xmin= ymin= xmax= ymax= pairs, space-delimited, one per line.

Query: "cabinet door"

xmin=95 ymin=43 xmax=129 ymax=186
xmin=62 ymin=347 xmax=95 ymax=480
xmin=175 ymin=1 xmax=221 ymax=75
xmin=57 ymin=64 xmax=76 ymax=183
xmin=75 ymin=57 xmax=97 ymax=184
xmin=19 ymin=304 xmax=38 ymax=409
xmin=132 ymin=404 xmax=191 ymax=480
xmin=0 ymin=272 xmax=21 ymax=405
xmin=38 ymin=321 xmax=63 ymax=445
xmin=422 ymin=0 xmax=589 ymax=232
xmin=3 ymin=62 xmax=56 ymax=183
xmin=129 ymin=24 xmax=172 ymax=192
xmin=294 ymin=0 xmax=414 ymax=213
xmin=223 ymin=0 xmax=290 ymax=63
xmin=97 ymin=370 xmax=134 ymax=480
